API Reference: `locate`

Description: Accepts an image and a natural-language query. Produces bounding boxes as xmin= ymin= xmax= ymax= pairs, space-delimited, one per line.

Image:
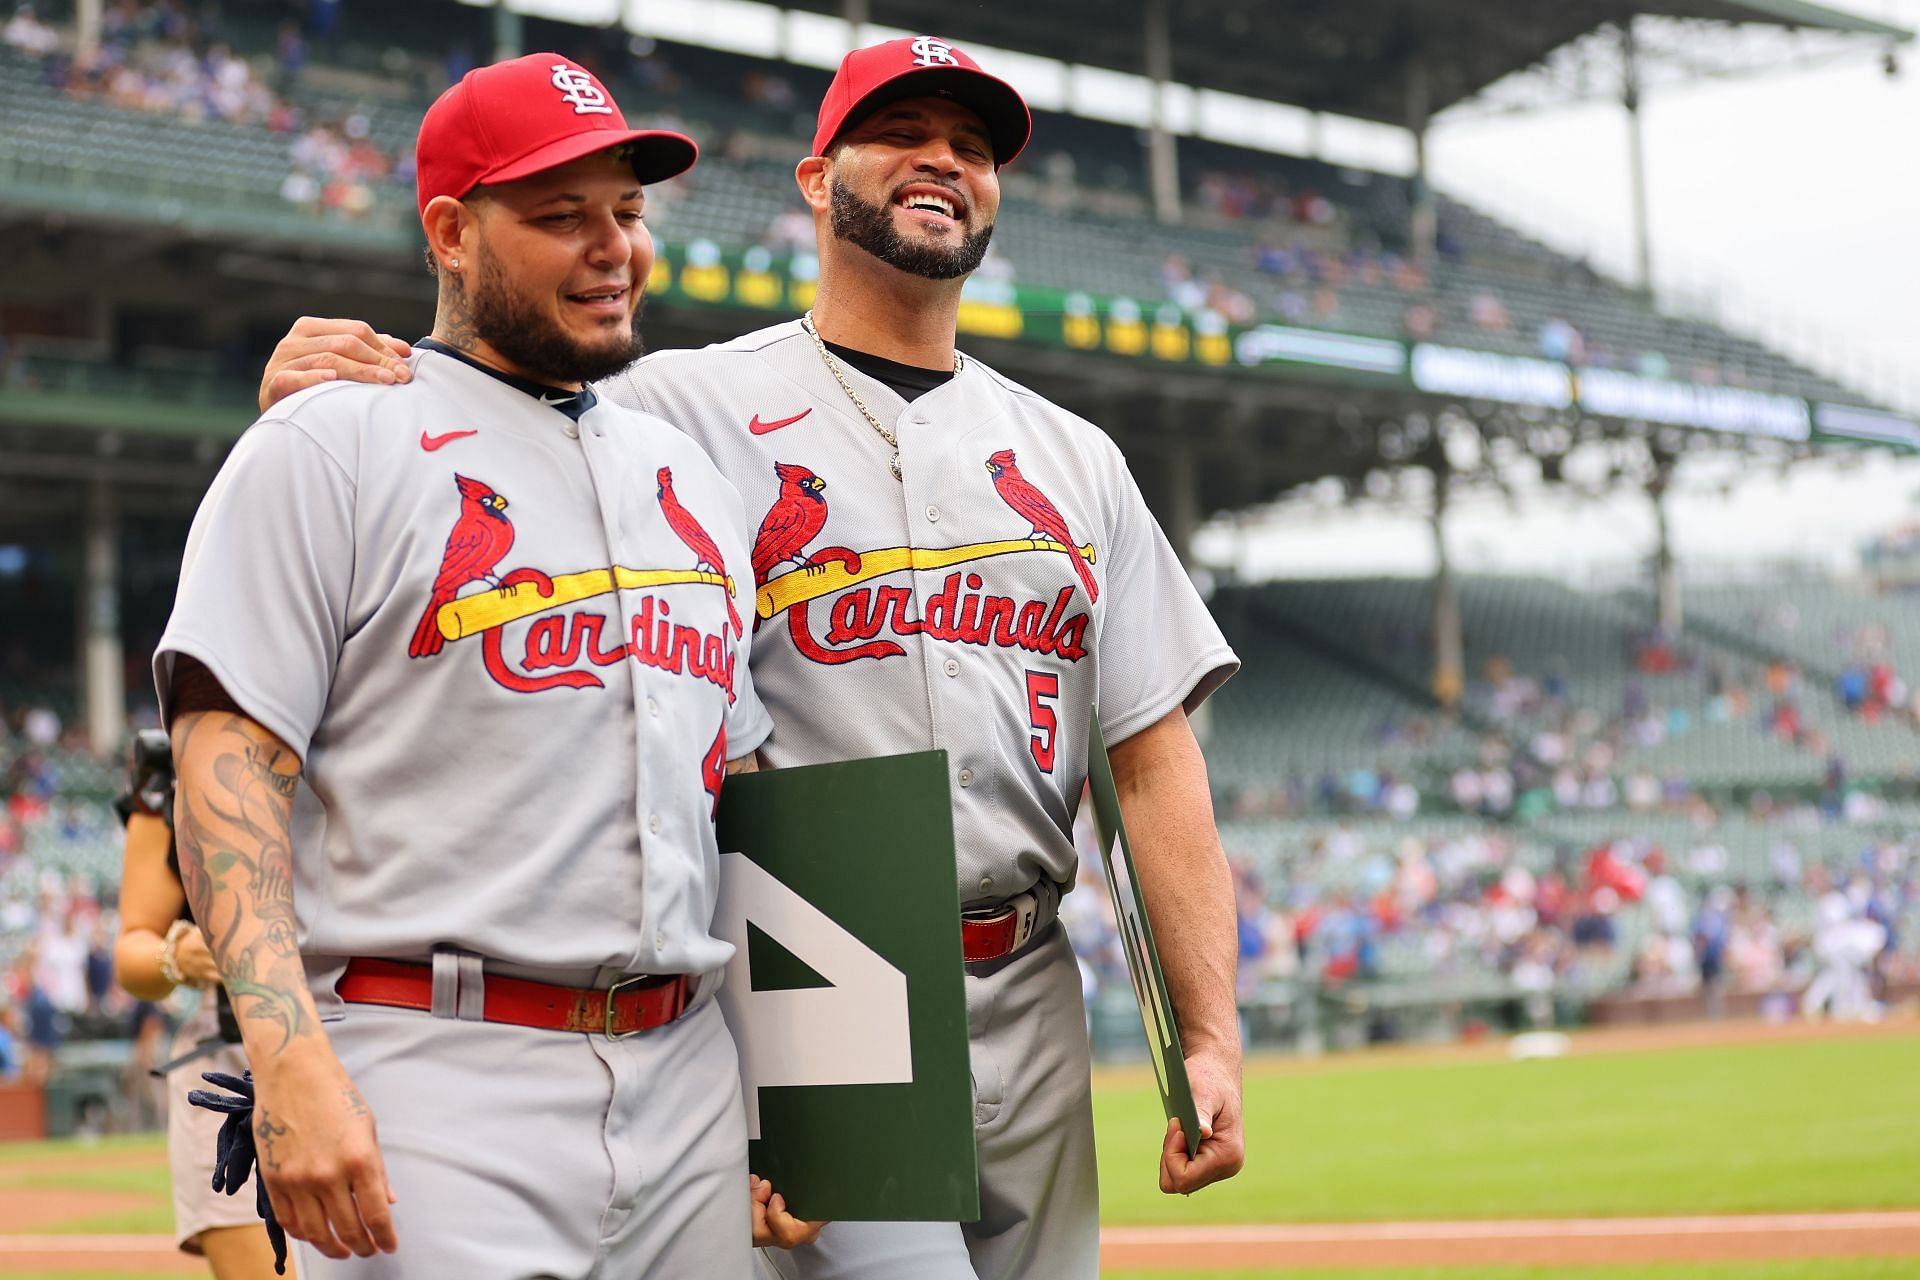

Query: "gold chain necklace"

xmin=799 ymin=311 xmax=961 ymax=483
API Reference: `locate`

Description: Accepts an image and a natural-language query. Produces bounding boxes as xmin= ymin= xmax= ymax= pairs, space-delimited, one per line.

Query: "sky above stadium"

xmin=1212 ymin=0 xmax=1920 ymax=582
xmin=1427 ymin=2 xmax=1918 ymax=419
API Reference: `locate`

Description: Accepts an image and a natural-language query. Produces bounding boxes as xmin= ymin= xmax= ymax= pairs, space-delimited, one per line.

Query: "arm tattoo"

xmin=173 ymin=711 xmax=315 ymax=1055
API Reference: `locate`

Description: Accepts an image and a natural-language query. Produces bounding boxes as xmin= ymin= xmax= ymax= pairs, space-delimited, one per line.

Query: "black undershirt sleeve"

xmin=168 ymin=654 xmax=247 ymax=720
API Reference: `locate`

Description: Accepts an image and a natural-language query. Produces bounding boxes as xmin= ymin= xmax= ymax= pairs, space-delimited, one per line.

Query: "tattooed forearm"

xmin=224 ymin=948 xmax=308 ymax=1051
xmin=172 ymin=710 xmax=322 ymax=1057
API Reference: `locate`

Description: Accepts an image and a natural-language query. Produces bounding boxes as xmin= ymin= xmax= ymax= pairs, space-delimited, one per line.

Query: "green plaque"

xmin=1085 ymin=708 xmax=1203 ymax=1158
xmin=713 ymin=750 xmax=978 ymax=1222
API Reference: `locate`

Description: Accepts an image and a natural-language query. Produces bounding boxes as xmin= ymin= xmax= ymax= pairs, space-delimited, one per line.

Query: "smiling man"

xmin=259 ymin=36 xmax=1246 ymax=1280
xmin=158 ymin=55 xmax=810 ymax=1278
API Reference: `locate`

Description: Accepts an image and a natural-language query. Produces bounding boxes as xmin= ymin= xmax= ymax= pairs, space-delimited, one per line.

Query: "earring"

xmin=449 ymin=258 xmax=460 ymax=269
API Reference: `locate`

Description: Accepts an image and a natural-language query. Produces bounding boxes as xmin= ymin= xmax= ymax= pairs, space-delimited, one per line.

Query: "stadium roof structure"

xmin=791 ymin=0 xmax=1911 ymax=128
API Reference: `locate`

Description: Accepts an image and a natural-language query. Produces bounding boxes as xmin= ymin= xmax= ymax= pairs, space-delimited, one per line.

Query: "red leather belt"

xmin=961 ymin=891 xmax=1042 ymax=964
xmin=338 ymin=958 xmax=689 ymax=1039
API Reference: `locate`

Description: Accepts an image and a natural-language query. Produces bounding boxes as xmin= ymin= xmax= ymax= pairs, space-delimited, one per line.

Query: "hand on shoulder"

xmin=261 ymin=317 xmax=413 ymax=412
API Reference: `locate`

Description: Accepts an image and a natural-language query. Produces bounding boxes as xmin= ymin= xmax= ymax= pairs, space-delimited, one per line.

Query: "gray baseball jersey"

xmin=599 ymin=317 xmax=1237 ymax=1280
xmin=157 ymin=345 xmax=769 ymax=1277
xmin=157 ymin=346 xmax=771 ymax=987
xmin=603 ymin=318 xmax=1237 ymax=906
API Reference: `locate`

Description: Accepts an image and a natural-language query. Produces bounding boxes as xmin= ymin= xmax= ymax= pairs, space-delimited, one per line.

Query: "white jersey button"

xmin=943 ymin=658 xmax=959 ymax=677
xmin=979 ymin=876 xmax=993 ymax=894
xmin=646 ymin=698 xmax=660 ymax=718
xmin=957 ymin=768 xmax=975 ymax=787
xmin=926 ymin=505 xmax=940 ymax=522
xmin=562 ymin=420 xmax=580 ymax=439
xmin=648 ymin=813 xmax=662 ymax=834
xmin=656 ymin=930 xmax=667 ymax=949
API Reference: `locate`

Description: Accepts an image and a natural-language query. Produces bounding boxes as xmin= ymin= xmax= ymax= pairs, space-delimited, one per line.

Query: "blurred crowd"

xmin=6 ymin=0 xmax=413 ymax=219
xmin=0 ymin=692 xmax=154 ymax=1081
xmin=0 ymin=870 xmax=153 ymax=1086
xmin=16 ymin=1 xmax=292 ymax=125
xmin=1057 ymin=751 xmax=1914 ymax=1025
xmin=1058 ymin=789 xmax=1916 ymax=1033
xmin=1739 ymin=599 xmax=1920 ymax=731
xmin=1206 ymin=829 xmax=1915 ymax=1023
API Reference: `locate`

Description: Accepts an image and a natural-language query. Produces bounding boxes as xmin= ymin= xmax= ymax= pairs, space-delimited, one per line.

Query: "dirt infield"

xmin=0 ymin=1236 xmax=200 ymax=1273
xmin=5 ymin=1213 xmax=1918 ymax=1274
xmin=1100 ymin=1212 xmax=1920 ymax=1270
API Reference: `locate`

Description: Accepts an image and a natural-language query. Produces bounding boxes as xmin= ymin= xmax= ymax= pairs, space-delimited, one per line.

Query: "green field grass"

xmin=0 ymin=1131 xmax=174 ymax=1234
xmin=5 ymin=1028 xmax=1919 ymax=1274
xmin=0 ymin=1132 xmax=163 ymax=1165
xmin=1093 ymin=1030 xmax=1920 ymax=1224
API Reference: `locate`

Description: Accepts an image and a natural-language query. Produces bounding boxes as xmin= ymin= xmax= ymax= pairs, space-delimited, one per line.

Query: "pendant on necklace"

xmin=889 ymin=453 xmax=903 ymax=481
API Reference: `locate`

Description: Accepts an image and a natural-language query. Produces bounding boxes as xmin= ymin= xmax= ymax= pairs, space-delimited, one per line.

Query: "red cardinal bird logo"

xmin=657 ymin=466 xmax=743 ymax=637
xmin=409 ymin=474 xmax=515 ymax=659
xmin=750 ymin=462 xmax=829 ymax=585
xmin=985 ymin=448 xmax=1099 ymax=605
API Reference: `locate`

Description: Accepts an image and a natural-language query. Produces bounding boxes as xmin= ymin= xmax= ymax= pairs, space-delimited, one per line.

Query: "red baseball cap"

xmin=415 ymin=53 xmax=697 ymax=216
xmin=813 ymin=36 xmax=1031 ymax=168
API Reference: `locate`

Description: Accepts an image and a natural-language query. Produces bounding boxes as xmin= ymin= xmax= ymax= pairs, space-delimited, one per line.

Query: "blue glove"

xmin=188 ymin=1070 xmax=289 ymax=1275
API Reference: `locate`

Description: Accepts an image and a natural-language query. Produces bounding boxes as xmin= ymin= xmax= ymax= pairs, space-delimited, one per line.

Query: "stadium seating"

xmin=1205 ymin=598 xmax=1476 ymax=794
xmin=1227 ymin=574 xmax=1920 ymax=791
xmin=1202 ymin=572 xmax=1920 ymax=991
xmin=0 ymin=24 xmax=1869 ymax=405
xmin=1685 ymin=580 xmax=1920 ymax=686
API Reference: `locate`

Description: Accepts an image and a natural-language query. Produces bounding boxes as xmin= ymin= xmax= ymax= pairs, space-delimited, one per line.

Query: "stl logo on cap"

xmin=909 ymin=36 xmax=960 ymax=68
xmin=550 ymin=63 xmax=613 ymax=115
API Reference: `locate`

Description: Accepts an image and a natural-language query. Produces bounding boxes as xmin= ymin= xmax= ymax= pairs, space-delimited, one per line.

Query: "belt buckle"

xmin=604 ymin=973 xmax=651 ymax=1040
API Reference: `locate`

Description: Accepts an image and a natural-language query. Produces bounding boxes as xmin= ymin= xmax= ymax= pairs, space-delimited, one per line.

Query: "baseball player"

xmin=258 ymin=35 xmax=1245 ymax=1280
xmin=160 ymin=54 xmax=809 ymax=1278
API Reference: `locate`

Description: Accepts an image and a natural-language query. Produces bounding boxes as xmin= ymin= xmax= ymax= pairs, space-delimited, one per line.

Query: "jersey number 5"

xmin=1026 ymin=670 xmax=1060 ymax=774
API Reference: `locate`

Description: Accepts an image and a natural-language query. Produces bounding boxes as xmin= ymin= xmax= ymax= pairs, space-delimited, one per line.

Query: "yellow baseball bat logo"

xmin=756 ymin=538 xmax=1096 ymax=620
xmin=438 ymin=566 xmax=734 ymax=641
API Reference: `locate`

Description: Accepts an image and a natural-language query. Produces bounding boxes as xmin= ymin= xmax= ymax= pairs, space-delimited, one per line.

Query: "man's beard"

xmin=457 ymin=243 xmax=646 ymax=385
xmin=829 ymin=176 xmax=993 ymax=281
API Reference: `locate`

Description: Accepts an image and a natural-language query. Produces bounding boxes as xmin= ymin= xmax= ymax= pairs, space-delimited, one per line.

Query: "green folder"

xmin=1086 ymin=708 xmax=1203 ymax=1158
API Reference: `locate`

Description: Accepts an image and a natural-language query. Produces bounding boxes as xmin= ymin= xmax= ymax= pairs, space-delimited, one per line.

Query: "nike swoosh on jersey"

xmin=748 ymin=408 xmax=812 ymax=435
xmin=420 ymin=429 xmax=479 ymax=452
xmin=539 ymin=392 xmax=577 ymax=405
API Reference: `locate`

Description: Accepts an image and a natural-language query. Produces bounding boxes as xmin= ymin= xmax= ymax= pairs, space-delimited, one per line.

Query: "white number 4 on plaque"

xmin=712 ymin=852 xmax=914 ymax=1139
